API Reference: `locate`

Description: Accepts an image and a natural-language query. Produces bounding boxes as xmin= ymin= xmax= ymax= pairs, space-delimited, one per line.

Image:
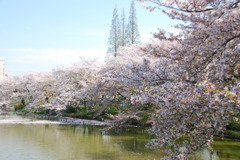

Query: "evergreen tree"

xmin=107 ymin=7 xmax=121 ymax=57
xmin=126 ymin=1 xmax=140 ymax=45
xmin=120 ymin=9 xmax=127 ymax=47
xmin=106 ymin=2 xmax=141 ymax=60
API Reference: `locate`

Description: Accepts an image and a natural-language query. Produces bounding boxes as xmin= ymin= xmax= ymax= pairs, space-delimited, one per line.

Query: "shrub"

xmin=34 ymin=107 xmax=47 ymax=114
xmin=67 ymin=112 xmax=94 ymax=119
xmin=65 ymin=106 xmax=78 ymax=113
xmin=13 ymin=102 xmax=25 ymax=111
xmin=226 ymin=114 xmax=240 ymax=131
xmin=106 ymin=105 xmax=120 ymax=115
xmin=224 ymin=130 xmax=240 ymax=139
xmin=20 ymin=109 xmax=31 ymax=113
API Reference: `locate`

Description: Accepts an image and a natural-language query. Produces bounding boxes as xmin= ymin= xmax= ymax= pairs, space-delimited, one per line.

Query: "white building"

xmin=0 ymin=58 xmax=5 ymax=79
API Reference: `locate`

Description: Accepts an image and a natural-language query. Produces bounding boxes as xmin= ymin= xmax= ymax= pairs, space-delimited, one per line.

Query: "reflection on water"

xmin=0 ymin=115 xmax=240 ymax=160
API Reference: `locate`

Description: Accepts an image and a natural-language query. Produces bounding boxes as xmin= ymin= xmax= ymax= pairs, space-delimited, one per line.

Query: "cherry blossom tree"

xmin=102 ymin=0 xmax=240 ymax=159
xmin=116 ymin=0 xmax=240 ymax=159
xmin=48 ymin=63 xmax=98 ymax=111
xmin=101 ymin=37 xmax=239 ymax=159
xmin=0 ymin=73 xmax=56 ymax=112
xmin=136 ymin=0 xmax=240 ymax=82
xmin=0 ymin=60 xmax=99 ymax=114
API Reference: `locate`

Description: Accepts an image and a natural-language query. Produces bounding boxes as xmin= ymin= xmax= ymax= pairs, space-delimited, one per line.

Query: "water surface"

xmin=0 ymin=114 xmax=240 ymax=160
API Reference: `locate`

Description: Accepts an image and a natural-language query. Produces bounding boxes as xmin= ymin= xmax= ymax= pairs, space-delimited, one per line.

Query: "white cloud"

xmin=1 ymin=48 xmax=106 ymax=74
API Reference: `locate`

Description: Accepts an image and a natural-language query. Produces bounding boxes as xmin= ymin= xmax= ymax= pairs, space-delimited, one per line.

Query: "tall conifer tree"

xmin=126 ymin=1 xmax=140 ymax=45
xmin=107 ymin=7 xmax=121 ymax=57
xmin=106 ymin=2 xmax=141 ymax=60
xmin=120 ymin=9 xmax=127 ymax=47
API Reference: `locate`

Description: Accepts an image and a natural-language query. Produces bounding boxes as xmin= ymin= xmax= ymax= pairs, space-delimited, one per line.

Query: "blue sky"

xmin=0 ymin=0 xmax=177 ymax=75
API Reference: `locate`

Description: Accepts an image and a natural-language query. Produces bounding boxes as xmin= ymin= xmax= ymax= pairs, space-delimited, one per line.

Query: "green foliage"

xmin=131 ymin=112 xmax=151 ymax=126
xmin=65 ymin=106 xmax=78 ymax=113
xmin=13 ymin=102 xmax=25 ymax=111
xmin=224 ymin=114 xmax=240 ymax=139
xmin=16 ymin=109 xmax=32 ymax=116
xmin=65 ymin=105 xmax=86 ymax=114
xmin=20 ymin=109 xmax=31 ymax=114
xmin=67 ymin=112 xmax=94 ymax=120
xmin=227 ymin=122 xmax=240 ymax=131
xmin=224 ymin=130 xmax=240 ymax=139
xmin=139 ymin=113 xmax=151 ymax=124
xmin=106 ymin=105 xmax=120 ymax=115
xmin=49 ymin=110 xmax=57 ymax=116
xmin=79 ymin=105 xmax=87 ymax=112
xmin=64 ymin=104 xmax=122 ymax=121
xmin=197 ymin=96 xmax=206 ymax=101
xmin=34 ymin=107 xmax=47 ymax=114
xmin=64 ymin=105 xmax=94 ymax=119
xmin=96 ymin=114 xmax=112 ymax=121
xmin=224 ymin=77 xmax=239 ymax=86
xmin=226 ymin=114 xmax=240 ymax=131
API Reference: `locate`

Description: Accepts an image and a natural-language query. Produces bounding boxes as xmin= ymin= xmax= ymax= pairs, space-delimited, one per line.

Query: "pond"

xmin=0 ymin=114 xmax=240 ymax=160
